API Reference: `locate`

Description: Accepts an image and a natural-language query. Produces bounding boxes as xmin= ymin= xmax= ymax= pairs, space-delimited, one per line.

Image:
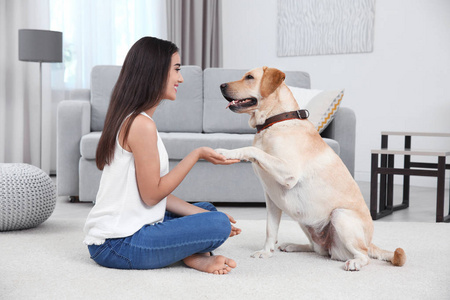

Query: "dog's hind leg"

xmin=279 ymin=243 xmax=313 ymax=252
xmin=279 ymin=224 xmax=314 ymax=253
xmin=329 ymin=209 xmax=371 ymax=271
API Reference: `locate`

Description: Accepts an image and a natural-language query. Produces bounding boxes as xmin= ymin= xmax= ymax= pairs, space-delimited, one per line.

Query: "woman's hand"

xmin=197 ymin=147 xmax=240 ymax=165
xmin=224 ymin=213 xmax=242 ymax=237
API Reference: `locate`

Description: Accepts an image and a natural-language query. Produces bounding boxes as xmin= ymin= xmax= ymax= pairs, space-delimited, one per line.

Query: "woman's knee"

xmin=208 ymin=211 xmax=231 ymax=238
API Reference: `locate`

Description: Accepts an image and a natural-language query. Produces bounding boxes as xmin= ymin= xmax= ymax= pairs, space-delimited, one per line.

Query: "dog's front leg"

xmin=216 ymin=147 xmax=298 ymax=189
xmin=251 ymin=195 xmax=282 ymax=259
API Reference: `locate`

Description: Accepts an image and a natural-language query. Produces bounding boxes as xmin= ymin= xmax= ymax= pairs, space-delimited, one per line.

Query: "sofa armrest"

xmin=57 ymin=100 xmax=91 ymax=197
xmin=320 ymin=107 xmax=356 ymax=176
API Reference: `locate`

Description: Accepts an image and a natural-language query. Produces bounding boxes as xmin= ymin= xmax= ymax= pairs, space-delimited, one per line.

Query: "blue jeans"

xmin=87 ymin=202 xmax=231 ymax=269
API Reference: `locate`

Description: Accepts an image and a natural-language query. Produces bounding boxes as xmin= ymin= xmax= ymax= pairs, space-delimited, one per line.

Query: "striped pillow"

xmin=288 ymin=87 xmax=344 ymax=133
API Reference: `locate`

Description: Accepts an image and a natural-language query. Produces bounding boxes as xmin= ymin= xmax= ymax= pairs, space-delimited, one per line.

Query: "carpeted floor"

xmin=1 ymin=211 xmax=449 ymax=300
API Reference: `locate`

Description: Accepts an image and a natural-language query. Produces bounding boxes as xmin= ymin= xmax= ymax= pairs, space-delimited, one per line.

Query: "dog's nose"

xmin=220 ymin=83 xmax=228 ymax=91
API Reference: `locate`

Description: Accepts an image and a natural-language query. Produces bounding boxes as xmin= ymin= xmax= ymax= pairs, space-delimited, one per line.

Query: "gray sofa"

xmin=57 ymin=66 xmax=356 ymax=203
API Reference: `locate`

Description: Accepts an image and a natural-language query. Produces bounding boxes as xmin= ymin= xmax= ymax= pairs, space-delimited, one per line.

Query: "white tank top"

xmin=83 ymin=112 xmax=169 ymax=245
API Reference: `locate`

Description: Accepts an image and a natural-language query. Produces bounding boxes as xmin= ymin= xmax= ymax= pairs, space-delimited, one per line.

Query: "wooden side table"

xmin=370 ymin=132 xmax=450 ymax=222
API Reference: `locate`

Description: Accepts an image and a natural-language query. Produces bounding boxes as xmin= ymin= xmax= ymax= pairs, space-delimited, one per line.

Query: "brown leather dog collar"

xmin=256 ymin=109 xmax=309 ymax=133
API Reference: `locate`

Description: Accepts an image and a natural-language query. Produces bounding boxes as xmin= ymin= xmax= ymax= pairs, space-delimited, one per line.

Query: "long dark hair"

xmin=96 ymin=37 xmax=179 ymax=170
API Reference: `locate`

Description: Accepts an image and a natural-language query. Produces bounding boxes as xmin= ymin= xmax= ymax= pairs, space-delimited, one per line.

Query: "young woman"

xmin=83 ymin=37 xmax=241 ymax=275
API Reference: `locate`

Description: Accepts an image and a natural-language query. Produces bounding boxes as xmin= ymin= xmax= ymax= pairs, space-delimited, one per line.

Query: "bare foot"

xmin=183 ymin=253 xmax=236 ymax=275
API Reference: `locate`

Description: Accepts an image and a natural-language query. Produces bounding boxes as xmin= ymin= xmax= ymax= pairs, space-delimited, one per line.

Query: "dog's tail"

xmin=368 ymin=243 xmax=406 ymax=267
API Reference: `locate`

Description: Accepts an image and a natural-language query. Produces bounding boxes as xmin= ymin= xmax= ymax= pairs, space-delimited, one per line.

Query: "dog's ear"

xmin=260 ymin=67 xmax=286 ymax=98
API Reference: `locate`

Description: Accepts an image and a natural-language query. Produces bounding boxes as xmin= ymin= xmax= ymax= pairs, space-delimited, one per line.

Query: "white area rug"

xmin=1 ymin=215 xmax=449 ymax=299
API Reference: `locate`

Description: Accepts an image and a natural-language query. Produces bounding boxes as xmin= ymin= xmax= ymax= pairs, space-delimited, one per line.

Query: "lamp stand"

xmin=18 ymin=29 xmax=63 ymax=172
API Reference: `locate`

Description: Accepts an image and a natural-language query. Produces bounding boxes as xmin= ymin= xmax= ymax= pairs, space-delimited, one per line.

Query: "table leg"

xmin=379 ymin=135 xmax=388 ymax=212
xmin=402 ymin=136 xmax=411 ymax=208
xmin=386 ymin=154 xmax=395 ymax=210
xmin=370 ymin=153 xmax=379 ymax=220
xmin=436 ymin=156 xmax=446 ymax=222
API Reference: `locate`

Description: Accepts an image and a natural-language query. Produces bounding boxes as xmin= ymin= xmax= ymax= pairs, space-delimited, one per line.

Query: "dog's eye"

xmin=246 ymin=75 xmax=254 ymax=80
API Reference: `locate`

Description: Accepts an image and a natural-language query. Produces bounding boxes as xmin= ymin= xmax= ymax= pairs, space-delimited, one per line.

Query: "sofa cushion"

xmin=159 ymin=132 xmax=339 ymax=160
xmin=153 ymin=66 xmax=203 ymax=133
xmin=91 ymin=66 xmax=122 ymax=131
xmin=80 ymin=131 xmax=339 ymax=162
xmin=203 ymin=68 xmax=311 ymax=134
xmin=90 ymin=65 xmax=203 ymax=133
xmin=159 ymin=132 xmax=255 ymax=160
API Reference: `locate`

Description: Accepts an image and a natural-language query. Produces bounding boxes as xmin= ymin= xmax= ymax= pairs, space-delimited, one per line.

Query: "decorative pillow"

xmin=288 ymin=86 xmax=344 ymax=133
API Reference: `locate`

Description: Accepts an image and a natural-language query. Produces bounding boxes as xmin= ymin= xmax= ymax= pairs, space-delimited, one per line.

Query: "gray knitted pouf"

xmin=0 ymin=163 xmax=56 ymax=231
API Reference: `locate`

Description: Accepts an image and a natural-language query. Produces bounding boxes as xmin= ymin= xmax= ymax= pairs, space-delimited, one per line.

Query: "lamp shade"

xmin=19 ymin=29 xmax=63 ymax=63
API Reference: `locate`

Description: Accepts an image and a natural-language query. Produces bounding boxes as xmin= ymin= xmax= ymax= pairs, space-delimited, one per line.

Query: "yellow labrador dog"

xmin=216 ymin=67 xmax=406 ymax=271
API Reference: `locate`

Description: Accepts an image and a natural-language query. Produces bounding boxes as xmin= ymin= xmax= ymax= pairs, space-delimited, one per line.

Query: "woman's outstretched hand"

xmin=197 ymin=147 xmax=240 ymax=165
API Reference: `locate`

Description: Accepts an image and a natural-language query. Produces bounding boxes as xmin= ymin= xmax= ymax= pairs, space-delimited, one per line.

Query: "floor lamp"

xmin=18 ymin=29 xmax=63 ymax=170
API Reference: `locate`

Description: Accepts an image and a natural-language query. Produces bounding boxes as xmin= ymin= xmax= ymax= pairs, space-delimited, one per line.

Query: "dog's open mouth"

xmin=225 ymin=97 xmax=257 ymax=110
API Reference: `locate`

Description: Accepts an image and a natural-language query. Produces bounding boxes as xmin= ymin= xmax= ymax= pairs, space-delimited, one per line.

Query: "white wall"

xmin=222 ymin=0 xmax=450 ymax=187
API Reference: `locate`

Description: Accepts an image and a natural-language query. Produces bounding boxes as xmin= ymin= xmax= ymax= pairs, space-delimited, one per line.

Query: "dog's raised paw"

xmin=251 ymin=250 xmax=273 ymax=259
xmin=215 ymin=148 xmax=227 ymax=154
xmin=215 ymin=148 xmax=243 ymax=160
